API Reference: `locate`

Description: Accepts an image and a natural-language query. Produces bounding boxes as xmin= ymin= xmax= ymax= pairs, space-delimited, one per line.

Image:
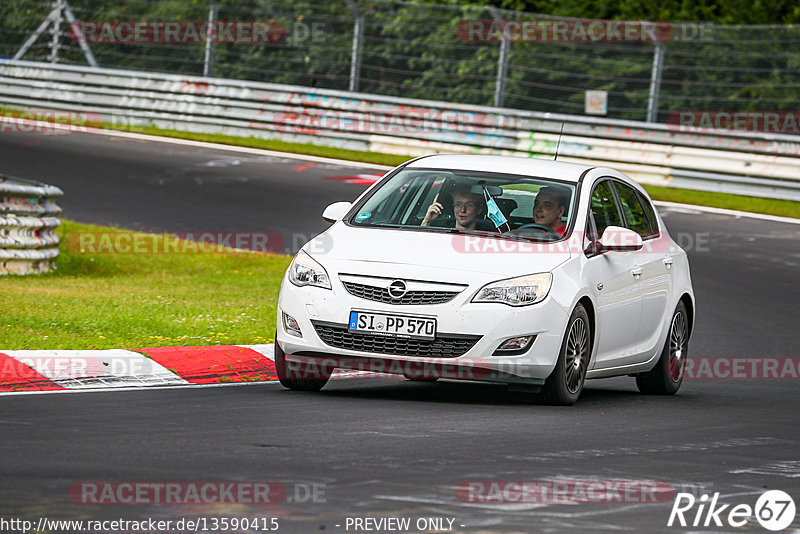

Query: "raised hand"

xmin=421 ymin=193 xmax=443 ymax=226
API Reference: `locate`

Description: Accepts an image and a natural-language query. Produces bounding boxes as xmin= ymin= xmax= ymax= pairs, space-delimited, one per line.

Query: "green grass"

xmin=0 ymin=220 xmax=291 ymax=350
xmin=642 ymin=185 xmax=800 ymax=219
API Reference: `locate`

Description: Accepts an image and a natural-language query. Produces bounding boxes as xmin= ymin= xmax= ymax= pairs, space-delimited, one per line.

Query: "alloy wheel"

xmin=667 ymin=311 xmax=688 ymax=382
xmin=565 ymin=317 xmax=589 ymax=394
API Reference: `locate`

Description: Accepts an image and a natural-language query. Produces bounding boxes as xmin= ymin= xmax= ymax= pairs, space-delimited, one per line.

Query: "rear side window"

xmin=590 ymin=180 xmax=623 ymax=237
xmin=635 ymin=190 xmax=660 ymax=236
xmin=613 ymin=182 xmax=657 ymax=238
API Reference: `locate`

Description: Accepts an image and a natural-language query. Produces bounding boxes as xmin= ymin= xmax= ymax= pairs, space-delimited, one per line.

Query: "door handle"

xmin=631 ymin=266 xmax=643 ymax=277
xmin=663 ymin=256 xmax=674 ymax=268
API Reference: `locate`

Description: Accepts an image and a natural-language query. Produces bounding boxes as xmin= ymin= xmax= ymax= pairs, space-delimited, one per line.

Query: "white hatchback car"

xmin=275 ymin=155 xmax=694 ymax=404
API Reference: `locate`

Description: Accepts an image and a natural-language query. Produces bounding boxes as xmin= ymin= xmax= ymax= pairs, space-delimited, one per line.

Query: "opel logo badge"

xmin=388 ymin=280 xmax=407 ymax=299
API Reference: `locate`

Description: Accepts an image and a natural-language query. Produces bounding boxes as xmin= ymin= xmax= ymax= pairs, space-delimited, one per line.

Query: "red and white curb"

xmin=325 ymin=173 xmax=383 ymax=185
xmin=0 ymin=344 xmax=277 ymax=393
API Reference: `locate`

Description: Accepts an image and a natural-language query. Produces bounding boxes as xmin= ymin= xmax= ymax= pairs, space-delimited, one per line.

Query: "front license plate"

xmin=348 ymin=311 xmax=436 ymax=340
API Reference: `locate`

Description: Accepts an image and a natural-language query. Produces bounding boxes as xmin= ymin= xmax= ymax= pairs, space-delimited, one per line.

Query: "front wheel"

xmin=274 ymin=338 xmax=330 ymax=391
xmin=636 ymin=301 xmax=689 ymax=395
xmin=541 ymin=303 xmax=591 ymax=405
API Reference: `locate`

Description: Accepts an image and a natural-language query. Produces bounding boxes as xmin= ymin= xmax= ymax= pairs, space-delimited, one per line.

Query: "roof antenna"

xmin=553 ymin=122 xmax=565 ymax=161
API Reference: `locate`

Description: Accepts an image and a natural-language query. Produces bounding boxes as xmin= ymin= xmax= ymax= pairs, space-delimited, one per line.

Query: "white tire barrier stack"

xmin=0 ymin=175 xmax=62 ymax=275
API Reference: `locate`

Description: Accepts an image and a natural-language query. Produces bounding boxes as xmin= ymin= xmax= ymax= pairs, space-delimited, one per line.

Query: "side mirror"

xmin=322 ymin=201 xmax=352 ymax=223
xmin=594 ymin=226 xmax=643 ymax=252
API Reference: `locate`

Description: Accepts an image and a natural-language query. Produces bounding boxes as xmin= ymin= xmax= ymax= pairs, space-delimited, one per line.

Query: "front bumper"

xmin=276 ymin=268 xmax=569 ymax=384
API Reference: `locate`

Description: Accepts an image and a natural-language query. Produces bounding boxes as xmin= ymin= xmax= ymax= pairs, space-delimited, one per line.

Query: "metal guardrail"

xmin=0 ymin=60 xmax=799 ymax=201
xmin=0 ymin=174 xmax=62 ymax=275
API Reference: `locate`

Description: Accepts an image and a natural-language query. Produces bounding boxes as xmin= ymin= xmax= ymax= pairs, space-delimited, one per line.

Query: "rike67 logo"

xmin=668 ymin=490 xmax=796 ymax=531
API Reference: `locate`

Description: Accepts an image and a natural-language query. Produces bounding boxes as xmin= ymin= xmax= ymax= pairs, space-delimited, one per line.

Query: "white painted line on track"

xmin=654 ymin=201 xmax=800 ymax=224
xmin=238 ymin=344 xmax=387 ymax=380
xmin=89 ymin=126 xmax=393 ymax=170
xmin=0 ymin=379 xmax=281 ymax=397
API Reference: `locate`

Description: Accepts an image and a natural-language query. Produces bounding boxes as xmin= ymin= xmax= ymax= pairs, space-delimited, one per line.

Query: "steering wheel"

xmin=514 ymin=223 xmax=560 ymax=236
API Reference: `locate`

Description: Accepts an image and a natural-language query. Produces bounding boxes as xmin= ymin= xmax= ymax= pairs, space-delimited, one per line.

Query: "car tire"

xmin=636 ymin=301 xmax=689 ymax=395
xmin=541 ymin=303 xmax=591 ymax=406
xmin=274 ymin=337 xmax=330 ymax=391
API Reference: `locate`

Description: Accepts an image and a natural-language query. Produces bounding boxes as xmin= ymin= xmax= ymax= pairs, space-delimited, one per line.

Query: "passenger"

xmin=533 ymin=186 xmax=570 ymax=235
xmin=421 ymin=187 xmax=485 ymax=231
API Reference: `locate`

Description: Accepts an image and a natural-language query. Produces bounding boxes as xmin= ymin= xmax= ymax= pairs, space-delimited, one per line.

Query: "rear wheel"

xmin=636 ymin=301 xmax=689 ymax=395
xmin=274 ymin=338 xmax=330 ymax=391
xmin=541 ymin=303 xmax=591 ymax=405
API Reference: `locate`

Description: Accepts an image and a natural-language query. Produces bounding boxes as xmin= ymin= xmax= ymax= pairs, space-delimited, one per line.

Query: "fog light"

xmin=493 ymin=335 xmax=535 ymax=355
xmin=282 ymin=311 xmax=302 ymax=338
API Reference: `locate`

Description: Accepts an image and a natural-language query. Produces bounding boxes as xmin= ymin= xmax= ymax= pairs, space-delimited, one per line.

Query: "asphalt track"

xmin=2 ymin=129 xmax=800 ymax=533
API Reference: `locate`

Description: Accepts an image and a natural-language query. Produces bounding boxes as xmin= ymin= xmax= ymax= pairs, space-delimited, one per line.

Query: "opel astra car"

xmin=275 ymin=154 xmax=694 ymax=404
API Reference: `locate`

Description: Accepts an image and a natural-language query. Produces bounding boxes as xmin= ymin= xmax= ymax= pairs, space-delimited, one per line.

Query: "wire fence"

xmin=1 ymin=0 xmax=798 ymax=123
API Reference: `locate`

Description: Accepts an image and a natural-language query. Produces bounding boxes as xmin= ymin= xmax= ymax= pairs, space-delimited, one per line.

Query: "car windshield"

xmin=349 ymin=168 xmax=577 ymax=241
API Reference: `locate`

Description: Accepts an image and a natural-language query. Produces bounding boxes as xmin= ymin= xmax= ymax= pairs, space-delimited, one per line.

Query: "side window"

xmin=411 ymin=176 xmax=452 ymax=224
xmin=401 ymin=176 xmax=440 ymax=224
xmin=635 ymin=190 xmax=660 ymax=236
xmin=590 ymin=180 xmax=624 ymax=238
xmin=613 ymin=182 xmax=656 ymax=238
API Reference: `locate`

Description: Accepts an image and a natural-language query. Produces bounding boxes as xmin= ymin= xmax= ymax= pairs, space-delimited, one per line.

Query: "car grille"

xmin=342 ymin=281 xmax=460 ymax=305
xmin=312 ymin=322 xmax=481 ymax=358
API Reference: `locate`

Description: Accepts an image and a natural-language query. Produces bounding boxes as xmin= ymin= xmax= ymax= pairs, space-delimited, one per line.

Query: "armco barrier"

xmin=1 ymin=60 xmax=799 ymax=201
xmin=0 ymin=175 xmax=62 ymax=275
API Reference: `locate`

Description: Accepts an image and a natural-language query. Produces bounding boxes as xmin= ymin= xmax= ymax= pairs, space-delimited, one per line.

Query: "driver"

xmin=533 ymin=186 xmax=569 ymax=235
xmin=421 ymin=186 xmax=485 ymax=231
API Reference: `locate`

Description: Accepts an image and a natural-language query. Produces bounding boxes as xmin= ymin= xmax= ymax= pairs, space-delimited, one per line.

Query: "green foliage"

xmin=1 ymin=0 xmax=797 ymax=120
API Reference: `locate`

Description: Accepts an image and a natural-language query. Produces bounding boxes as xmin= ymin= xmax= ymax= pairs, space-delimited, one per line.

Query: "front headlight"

xmin=472 ymin=273 xmax=552 ymax=306
xmin=288 ymin=250 xmax=331 ymax=289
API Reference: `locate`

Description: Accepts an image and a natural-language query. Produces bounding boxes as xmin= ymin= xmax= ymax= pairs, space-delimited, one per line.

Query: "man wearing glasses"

xmin=421 ymin=186 xmax=486 ymax=231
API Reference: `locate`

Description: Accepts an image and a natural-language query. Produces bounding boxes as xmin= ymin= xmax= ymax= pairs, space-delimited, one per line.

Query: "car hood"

xmin=302 ymin=224 xmax=573 ymax=279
